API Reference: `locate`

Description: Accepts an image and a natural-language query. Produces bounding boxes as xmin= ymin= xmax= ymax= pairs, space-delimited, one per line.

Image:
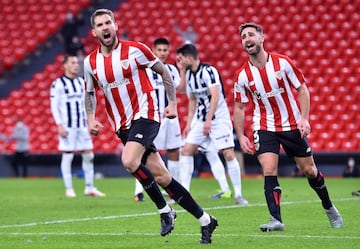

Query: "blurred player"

xmin=176 ymin=43 xmax=248 ymax=205
xmin=50 ymin=55 xmax=105 ymax=198
xmin=233 ymin=23 xmax=343 ymax=231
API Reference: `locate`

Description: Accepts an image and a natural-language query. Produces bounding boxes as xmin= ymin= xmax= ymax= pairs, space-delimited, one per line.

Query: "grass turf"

xmin=0 ymin=177 xmax=359 ymax=249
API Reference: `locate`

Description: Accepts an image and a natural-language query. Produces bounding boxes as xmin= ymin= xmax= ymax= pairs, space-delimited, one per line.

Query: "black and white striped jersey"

xmin=50 ymin=75 xmax=87 ymax=128
xmin=146 ymin=64 xmax=180 ymax=117
xmin=185 ymin=62 xmax=229 ymax=122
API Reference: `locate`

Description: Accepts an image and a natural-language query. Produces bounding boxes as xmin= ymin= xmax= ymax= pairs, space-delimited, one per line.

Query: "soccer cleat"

xmin=325 ymin=205 xmax=343 ymax=228
xmin=84 ymin=187 xmax=106 ymax=197
xmin=65 ymin=189 xmax=76 ymax=198
xmin=260 ymin=216 xmax=285 ymax=232
xmin=210 ymin=191 xmax=232 ymax=199
xmin=235 ymin=196 xmax=249 ymax=205
xmin=160 ymin=208 xmax=176 ymax=236
xmin=351 ymin=190 xmax=360 ymax=196
xmin=134 ymin=193 xmax=145 ymax=202
xmin=200 ymin=215 xmax=218 ymax=244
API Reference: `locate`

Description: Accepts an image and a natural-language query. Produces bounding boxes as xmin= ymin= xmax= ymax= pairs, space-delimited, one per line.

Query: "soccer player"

xmin=233 ymin=23 xmax=343 ymax=231
xmin=50 ymin=55 xmax=105 ymax=198
xmin=83 ymin=9 xmax=217 ymax=243
xmin=133 ymin=37 xmax=184 ymax=203
xmin=176 ymin=43 xmax=248 ymax=205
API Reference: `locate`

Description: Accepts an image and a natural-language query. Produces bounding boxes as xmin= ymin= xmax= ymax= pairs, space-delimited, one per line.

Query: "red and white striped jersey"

xmin=234 ymin=53 xmax=305 ymax=132
xmin=84 ymin=41 xmax=160 ymax=131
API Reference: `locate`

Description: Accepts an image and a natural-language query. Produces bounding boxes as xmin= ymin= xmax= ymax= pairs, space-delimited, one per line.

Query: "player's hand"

xmin=88 ymin=119 xmax=103 ymax=136
xmin=239 ymin=135 xmax=255 ymax=155
xmin=58 ymin=124 xmax=68 ymax=138
xmin=164 ymin=101 xmax=177 ymax=119
xmin=298 ymin=119 xmax=311 ymax=138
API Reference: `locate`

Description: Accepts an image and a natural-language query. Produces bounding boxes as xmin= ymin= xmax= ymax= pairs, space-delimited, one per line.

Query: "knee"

xmin=121 ymin=156 xmax=138 ymax=173
xmin=301 ymin=165 xmax=317 ymax=178
xmin=222 ymin=149 xmax=235 ymax=161
xmin=154 ymin=172 xmax=172 ymax=187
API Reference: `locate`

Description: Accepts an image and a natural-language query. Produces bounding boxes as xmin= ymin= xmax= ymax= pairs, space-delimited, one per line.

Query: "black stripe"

xmin=60 ymin=77 xmax=69 ymax=94
xmin=66 ymin=102 xmax=71 ymax=127
xmin=76 ymin=101 xmax=80 ymax=128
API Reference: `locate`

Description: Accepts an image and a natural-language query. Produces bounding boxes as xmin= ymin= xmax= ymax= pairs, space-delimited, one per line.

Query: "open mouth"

xmin=104 ymin=33 xmax=111 ymax=39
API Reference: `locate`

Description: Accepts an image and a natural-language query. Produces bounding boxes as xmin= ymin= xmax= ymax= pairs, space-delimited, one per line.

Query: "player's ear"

xmin=91 ymin=29 xmax=96 ymax=37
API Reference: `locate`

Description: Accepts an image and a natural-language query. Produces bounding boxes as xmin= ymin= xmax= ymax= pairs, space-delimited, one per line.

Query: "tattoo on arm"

xmin=152 ymin=61 xmax=176 ymax=101
xmin=85 ymin=91 xmax=96 ymax=115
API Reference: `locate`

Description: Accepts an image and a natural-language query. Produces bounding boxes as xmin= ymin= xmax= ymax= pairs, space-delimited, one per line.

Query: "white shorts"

xmin=58 ymin=127 xmax=93 ymax=152
xmin=186 ymin=118 xmax=235 ymax=151
xmin=153 ymin=117 xmax=183 ymax=150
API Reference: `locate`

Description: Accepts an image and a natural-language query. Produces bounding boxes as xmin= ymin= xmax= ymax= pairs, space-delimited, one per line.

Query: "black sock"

xmin=264 ymin=176 xmax=282 ymax=223
xmin=307 ymin=170 xmax=332 ymax=209
xmin=132 ymin=164 xmax=166 ymax=209
xmin=164 ymin=179 xmax=204 ymax=219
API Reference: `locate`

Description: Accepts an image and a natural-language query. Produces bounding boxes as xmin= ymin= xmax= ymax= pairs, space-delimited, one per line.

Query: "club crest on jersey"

xmin=249 ymin=80 xmax=255 ymax=86
xmin=275 ymin=71 xmax=282 ymax=80
xmin=121 ymin=60 xmax=130 ymax=69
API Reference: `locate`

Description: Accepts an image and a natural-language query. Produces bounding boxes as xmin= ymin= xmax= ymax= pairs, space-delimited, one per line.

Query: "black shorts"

xmin=116 ymin=118 xmax=160 ymax=154
xmin=253 ymin=130 xmax=312 ymax=158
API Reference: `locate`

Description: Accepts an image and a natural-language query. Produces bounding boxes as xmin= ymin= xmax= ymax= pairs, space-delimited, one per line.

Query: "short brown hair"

xmin=239 ymin=23 xmax=263 ymax=35
xmin=90 ymin=8 xmax=115 ymax=28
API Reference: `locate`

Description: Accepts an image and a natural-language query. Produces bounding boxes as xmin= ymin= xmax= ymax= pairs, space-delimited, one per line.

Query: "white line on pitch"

xmin=0 ymin=232 xmax=359 ymax=240
xmin=0 ymin=197 xmax=356 ymax=229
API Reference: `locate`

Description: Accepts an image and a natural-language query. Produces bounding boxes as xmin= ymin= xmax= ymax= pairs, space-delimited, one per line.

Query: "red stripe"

xmin=273 ymin=54 xmax=298 ymax=130
xmin=121 ymin=44 xmax=139 ymax=124
xmin=244 ymin=63 xmax=267 ymax=130
xmin=273 ymin=191 xmax=281 ymax=206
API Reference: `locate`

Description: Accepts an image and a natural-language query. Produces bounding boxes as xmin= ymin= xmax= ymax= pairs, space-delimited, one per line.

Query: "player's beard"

xmin=99 ymin=35 xmax=117 ymax=49
xmin=247 ymin=44 xmax=261 ymax=56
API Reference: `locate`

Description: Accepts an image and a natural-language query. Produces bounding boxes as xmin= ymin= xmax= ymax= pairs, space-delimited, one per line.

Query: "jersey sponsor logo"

xmin=103 ymin=78 xmax=130 ymax=89
xmin=253 ymin=87 xmax=285 ymax=99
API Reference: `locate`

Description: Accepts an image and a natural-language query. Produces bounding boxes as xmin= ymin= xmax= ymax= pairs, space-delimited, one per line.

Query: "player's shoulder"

xmin=235 ymin=59 xmax=249 ymax=77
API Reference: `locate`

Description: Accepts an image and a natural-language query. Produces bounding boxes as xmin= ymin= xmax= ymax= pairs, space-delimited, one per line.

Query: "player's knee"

xmin=301 ymin=165 xmax=317 ymax=177
xmin=154 ymin=173 xmax=171 ymax=187
xmin=121 ymin=156 xmax=138 ymax=173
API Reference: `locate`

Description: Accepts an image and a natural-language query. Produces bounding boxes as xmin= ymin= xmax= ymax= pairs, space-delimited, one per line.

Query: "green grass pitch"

xmin=0 ymin=177 xmax=359 ymax=249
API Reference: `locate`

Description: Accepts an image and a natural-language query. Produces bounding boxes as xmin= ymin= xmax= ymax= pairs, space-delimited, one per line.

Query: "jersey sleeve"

xmin=234 ymin=70 xmax=250 ymax=103
xmin=203 ymin=65 xmax=221 ymax=88
xmin=167 ymin=64 xmax=181 ymax=89
xmin=133 ymin=42 xmax=159 ymax=68
xmin=283 ymin=57 xmax=305 ymax=89
xmin=84 ymin=55 xmax=95 ymax=92
xmin=49 ymin=79 xmax=63 ymax=125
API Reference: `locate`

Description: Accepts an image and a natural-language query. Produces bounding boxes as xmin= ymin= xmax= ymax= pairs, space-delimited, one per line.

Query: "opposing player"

xmin=233 ymin=23 xmax=343 ymax=231
xmin=50 ymin=55 xmax=105 ymax=198
xmin=176 ymin=43 xmax=248 ymax=205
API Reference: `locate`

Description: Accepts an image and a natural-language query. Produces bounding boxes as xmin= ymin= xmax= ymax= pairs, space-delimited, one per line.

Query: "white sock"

xmin=179 ymin=155 xmax=194 ymax=191
xmin=198 ymin=212 xmax=211 ymax=226
xmin=206 ymin=151 xmax=230 ymax=193
xmin=134 ymin=179 xmax=144 ymax=195
xmin=167 ymin=159 xmax=179 ymax=181
xmin=61 ymin=153 xmax=74 ymax=190
xmin=158 ymin=205 xmax=172 ymax=214
xmin=82 ymin=152 xmax=94 ymax=188
xmin=227 ymin=158 xmax=243 ymax=197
